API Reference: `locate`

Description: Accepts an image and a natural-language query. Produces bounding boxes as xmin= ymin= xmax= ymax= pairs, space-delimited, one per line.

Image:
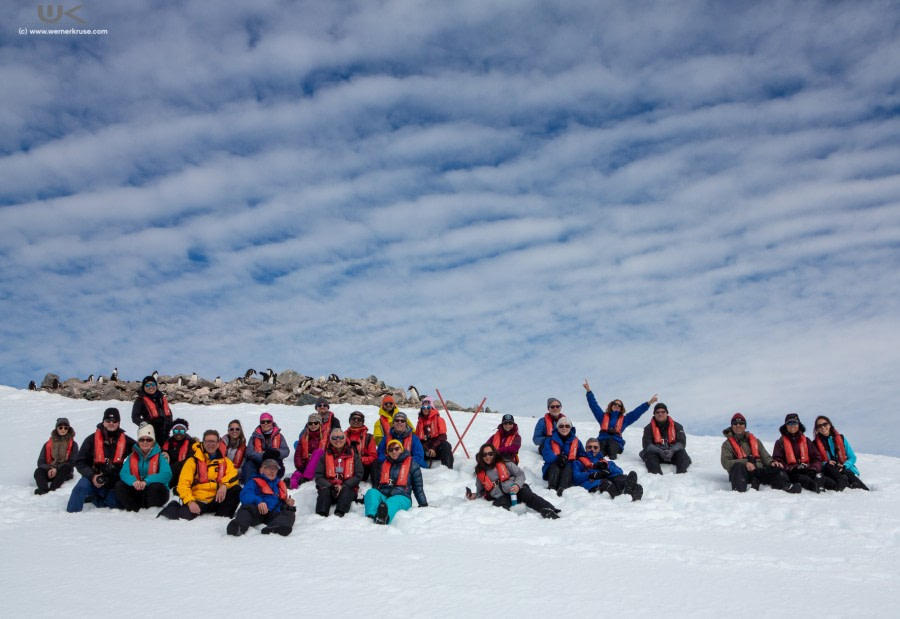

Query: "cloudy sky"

xmin=2 ymin=1 xmax=899 ymax=455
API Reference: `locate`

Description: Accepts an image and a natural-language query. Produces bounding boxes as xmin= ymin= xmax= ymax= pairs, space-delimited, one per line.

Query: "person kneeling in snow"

xmin=158 ymin=430 xmax=241 ymax=520
xmin=721 ymin=413 xmax=796 ymax=493
xmin=364 ymin=439 xmax=427 ymax=525
xmin=576 ymin=438 xmax=643 ymax=501
xmin=226 ymin=459 xmax=296 ymax=536
xmin=467 ymin=443 xmax=560 ymax=519
xmin=116 ymin=423 xmax=172 ymax=511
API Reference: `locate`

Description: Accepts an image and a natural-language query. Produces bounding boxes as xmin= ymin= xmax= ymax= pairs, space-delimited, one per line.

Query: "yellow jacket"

xmin=372 ymin=406 xmax=416 ymax=443
xmin=176 ymin=442 xmax=239 ymax=504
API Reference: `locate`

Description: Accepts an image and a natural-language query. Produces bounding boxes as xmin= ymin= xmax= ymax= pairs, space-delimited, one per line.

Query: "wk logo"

xmin=38 ymin=4 xmax=86 ymax=24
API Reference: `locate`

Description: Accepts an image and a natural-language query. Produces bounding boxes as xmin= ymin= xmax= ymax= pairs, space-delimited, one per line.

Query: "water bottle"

xmin=510 ymin=492 xmax=517 ymax=506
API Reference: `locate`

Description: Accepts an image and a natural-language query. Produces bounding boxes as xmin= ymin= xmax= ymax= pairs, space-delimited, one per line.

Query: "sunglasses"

xmin=816 ymin=422 xmax=830 ymax=429
xmin=331 ymin=436 xmax=346 ymax=441
xmin=349 ymin=417 xmax=364 ymax=423
xmin=557 ymin=424 xmax=572 ymax=429
xmin=731 ymin=420 xmax=746 ymax=426
xmin=144 ymin=382 xmax=157 ymax=388
xmin=548 ymin=404 xmax=561 ymax=410
xmin=393 ymin=419 xmax=407 ymax=424
xmin=228 ymin=427 xmax=241 ymax=432
xmin=307 ymin=421 xmax=320 ymax=426
xmin=138 ymin=438 xmax=154 ymax=443
xmin=172 ymin=429 xmax=186 ymax=435
xmin=586 ymin=445 xmax=601 ymax=450
xmin=104 ymin=418 xmax=119 ymax=423
xmin=57 ymin=425 xmax=69 ymax=430
xmin=481 ymin=452 xmax=495 ymax=458
xmin=316 ymin=403 xmax=329 ymax=408
xmin=260 ymin=420 xmax=273 ymax=425
xmin=786 ymin=421 xmax=799 ymax=426
xmin=387 ymin=446 xmax=402 ymax=453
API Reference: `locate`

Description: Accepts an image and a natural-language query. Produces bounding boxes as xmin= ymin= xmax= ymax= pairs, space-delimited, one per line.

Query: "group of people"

xmin=33 ymin=374 xmax=869 ymax=532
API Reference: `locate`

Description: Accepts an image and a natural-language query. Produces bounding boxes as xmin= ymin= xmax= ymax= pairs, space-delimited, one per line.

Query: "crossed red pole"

xmin=435 ymin=388 xmax=485 ymax=459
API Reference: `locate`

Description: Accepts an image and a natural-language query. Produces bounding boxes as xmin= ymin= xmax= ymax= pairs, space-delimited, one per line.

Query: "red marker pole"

xmin=453 ymin=397 xmax=486 ymax=457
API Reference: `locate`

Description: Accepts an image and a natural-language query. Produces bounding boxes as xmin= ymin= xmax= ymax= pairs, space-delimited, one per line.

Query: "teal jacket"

xmin=118 ymin=443 xmax=173 ymax=486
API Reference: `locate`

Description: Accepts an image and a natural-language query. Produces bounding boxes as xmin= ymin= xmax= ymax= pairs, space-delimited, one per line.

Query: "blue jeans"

xmin=363 ymin=489 xmax=411 ymax=524
xmin=66 ymin=477 xmax=123 ymax=513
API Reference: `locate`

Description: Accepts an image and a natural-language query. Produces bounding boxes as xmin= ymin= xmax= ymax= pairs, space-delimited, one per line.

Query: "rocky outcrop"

xmin=36 ymin=371 xmax=487 ymax=413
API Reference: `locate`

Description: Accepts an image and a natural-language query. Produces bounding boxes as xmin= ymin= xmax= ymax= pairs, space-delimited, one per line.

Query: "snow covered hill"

xmin=2 ymin=386 xmax=898 ymax=617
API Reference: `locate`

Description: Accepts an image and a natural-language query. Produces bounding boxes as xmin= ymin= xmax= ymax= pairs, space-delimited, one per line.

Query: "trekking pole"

xmin=453 ymin=397 xmax=486 ymax=456
xmin=436 ymin=389 xmax=470 ymax=459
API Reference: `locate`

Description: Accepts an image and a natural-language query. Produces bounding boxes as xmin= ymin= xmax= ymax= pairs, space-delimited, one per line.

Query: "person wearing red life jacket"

xmin=532 ymin=397 xmax=564 ymax=451
xmin=345 ymin=411 xmax=377 ymax=482
xmin=772 ymin=413 xmax=825 ymax=493
xmin=720 ymin=413 xmax=796 ymax=493
xmin=467 ymin=443 xmax=560 ymax=519
xmin=116 ymin=423 xmax=172 ymax=512
xmin=290 ymin=413 xmax=328 ymax=488
xmin=67 ymin=408 xmax=136 ymax=513
xmin=583 ymin=378 xmax=657 ymax=460
xmin=372 ymin=395 xmax=416 ymax=445
xmin=226 ymin=459 xmax=296 ymax=536
xmin=158 ymin=430 xmax=241 ymax=520
xmin=364 ymin=439 xmax=428 ymax=525
xmin=577 ymin=438 xmax=643 ymax=501
xmin=415 ymin=396 xmax=453 ymax=469
xmin=314 ymin=398 xmax=342 ymax=434
xmin=487 ymin=414 xmax=522 ymax=463
xmin=219 ymin=419 xmax=247 ymax=471
xmin=243 ymin=412 xmax=289 ymax=483
xmin=131 ymin=376 xmax=174 ymax=446
xmin=639 ymin=403 xmax=692 ymax=475
xmin=34 ymin=417 xmax=78 ymax=495
xmin=813 ymin=415 xmax=868 ymax=491
xmin=539 ymin=417 xmax=585 ymax=496
xmin=314 ymin=429 xmax=363 ymax=517
xmin=161 ymin=418 xmax=195 ymax=489
xmin=376 ymin=412 xmax=426 ymax=467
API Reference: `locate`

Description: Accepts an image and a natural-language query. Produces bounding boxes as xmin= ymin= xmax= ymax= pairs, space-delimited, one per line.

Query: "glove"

xmin=589 ymin=470 xmax=610 ymax=480
xmin=555 ymin=454 xmax=568 ymax=468
xmin=594 ymin=460 xmax=608 ymax=470
xmin=263 ymin=448 xmax=280 ymax=460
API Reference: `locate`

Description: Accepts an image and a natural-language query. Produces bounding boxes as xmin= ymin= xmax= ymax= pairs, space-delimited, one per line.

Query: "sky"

xmin=1 ymin=1 xmax=899 ymax=455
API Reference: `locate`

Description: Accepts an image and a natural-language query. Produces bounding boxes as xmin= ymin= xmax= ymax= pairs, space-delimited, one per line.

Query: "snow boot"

xmin=261 ymin=525 xmax=292 ymax=536
xmin=785 ymin=483 xmax=802 ymax=494
xmin=374 ymin=502 xmax=389 ymax=525
xmin=226 ymin=520 xmax=243 ymax=537
xmin=623 ymin=471 xmax=638 ymax=496
xmin=540 ymin=507 xmax=559 ymax=520
xmin=631 ymin=484 xmax=643 ymax=501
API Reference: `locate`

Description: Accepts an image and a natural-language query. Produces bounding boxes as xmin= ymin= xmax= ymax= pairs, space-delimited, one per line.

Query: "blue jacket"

xmin=118 ymin=443 xmax=172 ymax=487
xmin=573 ymin=450 xmax=624 ymax=491
xmin=587 ymin=391 xmax=650 ymax=449
xmin=374 ymin=450 xmax=428 ymax=506
xmin=240 ymin=474 xmax=289 ymax=513
xmin=532 ymin=413 xmax=559 ymax=449
xmin=818 ymin=434 xmax=860 ymax=476
xmin=377 ymin=428 xmax=425 ymax=467
xmin=540 ymin=428 xmax=587 ymax=478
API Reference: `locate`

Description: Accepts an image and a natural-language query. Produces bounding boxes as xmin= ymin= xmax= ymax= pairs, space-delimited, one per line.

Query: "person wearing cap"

xmin=487 ymin=414 xmax=522 ymax=464
xmin=639 ymin=403 xmax=692 ymax=475
xmin=161 ymin=418 xmax=195 ymax=489
xmin=131 ymin=375 xmax=174 ymax=445
xmin=415 ymin=396 xmax=453 ymax=469
xmin=290 ymin=413 xmax=328 ymax=488
xmin=34 ymin=418 xmax=78 ymax=495
xmin=812 ymin=415 xmax=868 ymax=491
xmin=364 ymin=439 xmax=428 ymax=525
xmin=314 ymin=398 xmax=341 ymax=435
xmin=158 ymin=430 xmax=241 ymax=520
xmin=540 ymin=416 xmax=585 ymax=496
xmin=226 ymin=459 xmax=296 ymax=536
xmin=345 ymin=411 xmax=378 ymax=482
xmin=376 ymin=411 xmax=426 ymax=468
xmin=372 ymin=395 xmax=415 ymax=444
xmin=314 ymin=428 xmax=363 ymax=517
xmin=771 ymin=414 xmax=825 ymax=493
xmin=583 ymin=378 xmax=657 ymax=460
xmin=468 ymin=442 xmax=561 ymax=518
xmin=67 ymin=408 xmax=136 ymax=513
xmin=576 ymin=437 xmax=644 ymax=501
xmin=243 ymin=412 xmax=289 ymax=483
xmin=533 ymin=397 xmax=564 ymax=451
xmin=116 ymin=422 xmax=172 ymax=511
xmin=721 ymin=413 xmax=796 ymax=493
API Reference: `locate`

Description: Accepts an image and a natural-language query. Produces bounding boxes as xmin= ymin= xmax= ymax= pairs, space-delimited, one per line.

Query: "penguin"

xmin=28 ymin=380 xmax=37 ymax=391
xmin=299 ymin=378 xmax=313 ymax=393
xmin=177 ymin=377 xmax=184 ymax=388
xmin=408 ymin=385 xmax=420 ymax=403
xmin=190 ymin=371 xmax=198 ymax=383
xmin=152 ymin=370 xmax=159 ymax=381
xmin=244 ymin=368 xmax=257 ymax=379
xmin=328 ymin=373 xmax=340 ymax=382
xmin=110 ymin=368 xmax=118 ymax=382
xmin=85 ymin=374 xmax=94 ymax=383
xmin=214 ymin=376 xmax=222 ymax=386
xmin=97 ymin=376 xmax=105 ymax=385
xmin=51 ymin=377 xmax=60 ymax=389
xmin=264 ymin=369 xmax=277 ymax=385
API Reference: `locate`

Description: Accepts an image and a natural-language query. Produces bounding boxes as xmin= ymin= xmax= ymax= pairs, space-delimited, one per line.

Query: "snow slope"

xmin=2 ymin=386 xmax=898 ymax=617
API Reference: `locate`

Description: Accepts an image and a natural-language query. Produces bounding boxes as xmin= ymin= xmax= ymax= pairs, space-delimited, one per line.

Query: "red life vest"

xmin=128 ymin=452 xmax=160 ymax=481
xmin=781 ymin=433 xmax=810 ymax=466
xmin=379 ymin=458 xmax=411 ymax=487
xmin=164 ymin=438 xmax=191 ymax=462
xmin=378 ymin=415 xmax=391 ymax=438
xmin=324 ymin=450 xmax=356 ymax=482
xmin=346 ymin=427 xmax=371 ymax=451
xmin=319 ymin=412 xmax=334 ymax=439
xmin=298 ymin=430 xmax=324 ymax=461
xmin=577 ymin=456 xmax=595 ymax=470
xmin=651 ymin=418 xmax=677 ymax=445
xmin=415 ymin=411 xmax=443 ymax=440
xmin=728 ymin=433 xmax=761 ymax=461
xmin=601 ymin=411 xmax=625 ymax=434
xmin=252 ymin=477 xmax=287 ymax=500
xmin=477 ymin=461 xmax=511 ymax=493
xmin=543 ymin=413 xmax=557 ymax=437
xmin=142 ymin=395 xmax=172 ymax=420
xmin=93 ymin=430 xmax=127 ymax=466
xmin=194 ymin=456 xmax=226 ymax=484
xmin=814 ymin=433 xmax=847 ymax=465
xmin=219 ymin=439 xmax=245 ymax=467
xmin=253 ymin=427 xmax=282 ymax=453
xmin=44 ymin=436 xmax=74 ymax=466
xmin=489 ymin=430 xmax=519 ymax=463
xmin=550 ymin=437 xmax=580 ymax=461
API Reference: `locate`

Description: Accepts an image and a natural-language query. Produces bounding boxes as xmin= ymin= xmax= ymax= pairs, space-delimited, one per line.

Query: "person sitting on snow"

xmin=415 ymin=396 xmax=454 ymax=469
xmin=532 ymin=397 xmax=564 ymax=451
xmin=67 ymin=408 xmax=135 ymax=513
xmin=575 ymin=437 xmax=643 ymax=501
xmin=34 ymin=417 xmax=78 ymax=495
xmin=243 ymin=412 xmax=289 ymax=483
xmin=345 ymin=411 xmax=378 ymax=482
xmin=721 ymin=412 xmax=796 ymax=493
xmin=314 ymin=428 xmax=363 ymax=518
xmin=160 ymin=418 xmax=195 ymax=489
xmin=116 ymin=423 xmax=172 ymax=512
xmin=487 ymin=414 xmax=522 ymax=463
xmin=639 ymin=403 xmax=692 ymax=474
xmin=226 ymin=459 xmax=296 ymax=536
xmin=291 ymin=413 xmax=328 ymax=488
xmin=467 ymin=443 xmax=560 ymax=518
xmin=583 ymin=378 xmax=657 ymax=459
xmin=377 ymin=412 xmax=426 ymax=468
xmin=158 ymin=430 xmax=240 ymax=520
xmin=540 ymin=416 xmax=585 ymax=496
xmin=364 ymin=439 xmax=428 ymax=525
xmin=373 ymin=395 xmax=415 ymax=444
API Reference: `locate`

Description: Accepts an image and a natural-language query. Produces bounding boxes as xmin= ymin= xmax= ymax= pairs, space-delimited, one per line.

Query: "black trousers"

xmin=598 ymin=438 xmax=621 ymax=460
xmin=545 ymin=463 xmax=574 ymax=492
xmin=230 ymin=504 xmax=295 ymax=534
xmin=643 ymin=449 xmax=692 ymax=474
xmin=490 ymin=484 xmax=556 ymax=513
xmin=115 ymin=481 xmax=170 ymax=512
xmin=728 ymin=463 xmax=790 ymax=492
xmin=425 ymin=441 xmax=454 ymax=469
xmin=34 ymin=464 xmax=74 ymax=492
xmin=785 ymin=467 xmax=821 ymax=492
xmin=158 ymin=485 xmax=241 ymax=519
xmin=315 ymin=484 xmax=359 ymax=516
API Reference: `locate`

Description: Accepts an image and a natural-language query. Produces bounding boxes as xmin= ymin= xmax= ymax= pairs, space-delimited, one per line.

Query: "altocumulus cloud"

xmin=1 ymin=0 xmax=899 ymax=455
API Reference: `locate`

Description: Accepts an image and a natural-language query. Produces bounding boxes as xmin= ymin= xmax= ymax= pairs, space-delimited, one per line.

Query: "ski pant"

xmin=490 ymin=484 xmax=556 ymax=513
xmin=785 ymin=467 xmax=821 ymax=492
xmin=229 ymin=504 xmax=295 ymax=535
xmin=728 ymin=463 xmax=791 ymax=492
xmin=289 ymin=450 xmax=324 ymax=488
xmin=424 ymin=441 xmax=454 ymax=470
xmin=363 ymin=489 xmax=411 ymax=523
xmin=641 ymin=445 xmax=691 ymax=474
xmin=66 ymin=477 xmax=123 ymax=512
xmin=34 ymin=464 xmax=74 ymax=493
xmin=315 ymin=484 xmax=358 ymax=516
xmin=598 ymin=438 xmax=622 ymax=460
xmin=158 ymin=485 xmax=241 ymax=520
xmin=115 ymin=481 xmax=170 ymax=512
xmin=544 ymin=462 xmax=574 ymax=492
